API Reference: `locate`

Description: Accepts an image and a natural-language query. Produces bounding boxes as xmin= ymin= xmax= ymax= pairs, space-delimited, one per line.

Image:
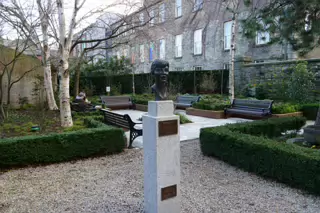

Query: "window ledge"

xmin=193 ymin=53 xmax=203 ymax=56
xmin=224 ymin=49 xmax=230 ymax=52
xmin=175 ymin=15 xmax=182 ymax=19
xmin=174 ymin=56 xmax=183 ymax=59
xmin=254 ymin=43 xmax=269 ymax=48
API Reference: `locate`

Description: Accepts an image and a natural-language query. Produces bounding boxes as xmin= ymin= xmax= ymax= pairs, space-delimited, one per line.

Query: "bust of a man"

xmin=151 ymin=59 xmax=169 ymax=101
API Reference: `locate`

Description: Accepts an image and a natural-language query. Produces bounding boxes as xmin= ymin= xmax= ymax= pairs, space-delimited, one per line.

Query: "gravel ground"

xmin=1 ymin=140 xmax=320 ymax=213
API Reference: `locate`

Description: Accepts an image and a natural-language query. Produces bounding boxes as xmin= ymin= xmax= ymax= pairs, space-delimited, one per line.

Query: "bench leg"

xmin=128 ymin=129 xmax=142 ymax=149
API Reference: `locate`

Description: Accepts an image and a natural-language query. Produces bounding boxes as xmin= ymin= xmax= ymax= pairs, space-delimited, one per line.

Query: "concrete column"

xmin=143 ymin=100 xmax=181 ymax=213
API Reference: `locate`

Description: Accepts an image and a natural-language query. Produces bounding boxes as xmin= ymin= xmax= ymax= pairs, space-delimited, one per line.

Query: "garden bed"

xmin=186 ymin=107 xmax=225 ymax=119
xmin=0 ymin=114 xmax=125 ymax=169
xmin=272 ymin=111 xmax=303 ymax=118
xmin=135 ymin=104 xmax=148 ymax=112
xmin=199 ymin=117 xmax=320 ymax=195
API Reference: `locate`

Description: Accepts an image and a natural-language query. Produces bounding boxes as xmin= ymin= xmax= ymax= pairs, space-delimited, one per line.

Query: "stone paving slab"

xmin=112 ymin=109 xmax=251 ymax=148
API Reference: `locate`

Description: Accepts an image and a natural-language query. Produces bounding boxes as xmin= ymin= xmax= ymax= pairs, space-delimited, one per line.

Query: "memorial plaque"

xmin=161 ymin=184 xmax=177 ymax=201
xmin=158 ymin=120 xmax=178 ymax=137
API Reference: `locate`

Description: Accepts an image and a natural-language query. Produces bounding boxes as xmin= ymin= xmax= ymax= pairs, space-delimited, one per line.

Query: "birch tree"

xmin=0 ymin=0 xmax=59 ymax=110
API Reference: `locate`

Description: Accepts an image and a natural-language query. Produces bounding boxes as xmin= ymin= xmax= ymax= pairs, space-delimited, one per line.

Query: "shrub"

xmin=301 ymin=103 xmax=318 ymax=120
xmin=175 ymin=113 xmax=192 ymax=124
xmin=193 ymin=96 xmax=230 ymax=111
xmin=272 ymin=102 xmax=301 ymax=114
xmin=0 ymin=119 xmax=126 ymax=168
xmin=199 ymin=117 xmax=320 ymax=195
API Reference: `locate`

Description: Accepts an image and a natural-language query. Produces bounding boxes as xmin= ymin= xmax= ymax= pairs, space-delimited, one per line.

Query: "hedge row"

xmin=0 ymin=118 xmax=126 ymax=168
xmin=81 ymin=70 xmax=229 ymax=95
xmin=199 ymin=117 xmax=320 ymax=195
xmin=301 ymin=103 xmax=318 ymax=120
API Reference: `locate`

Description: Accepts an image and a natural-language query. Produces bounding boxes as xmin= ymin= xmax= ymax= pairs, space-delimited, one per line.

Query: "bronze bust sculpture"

xmin=151 ymin=59 xmax=169 ymax=101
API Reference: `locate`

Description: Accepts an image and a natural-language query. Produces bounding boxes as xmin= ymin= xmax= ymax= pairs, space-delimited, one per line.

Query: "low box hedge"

xmin=301 ymin=103 xmax=318 ymax=120
xmin=199 ymin=117 xmax=320 ymax=195
xmin=0 ymin=118 xmax=126 ymax=168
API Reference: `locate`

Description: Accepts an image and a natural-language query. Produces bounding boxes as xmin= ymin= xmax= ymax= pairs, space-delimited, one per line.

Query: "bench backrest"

xmin=232 ymin=99 xmax=273 ymax=110
xmin=176 ymin=95 xmax=200 ymax=104
xmin=100 ymin=96 xmax=132 ymax=104
xmin=71 ymin=102 xmax=91 ymax=112
xmin=100 ymin=109 xmax=130 ymax=129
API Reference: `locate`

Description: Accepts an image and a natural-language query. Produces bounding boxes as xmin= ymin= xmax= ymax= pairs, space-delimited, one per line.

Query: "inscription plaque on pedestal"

xmin=158 ymin=120 xmax=178 ymax=137
xmin=161 ymin=184 xmax=177 ymax=201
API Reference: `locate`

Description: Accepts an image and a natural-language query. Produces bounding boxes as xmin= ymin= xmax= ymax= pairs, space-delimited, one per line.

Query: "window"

xmin=140 ymin=44 xmax=145 ymax=63
xmin=175 ymin=34 xmax=183 ymax=57
xmin=176 ymin=0 xmax=182 ymax=18
xmin=149 ymin=42 xmax=155 ymax=61
xmin=159 ymin=39 xmax=165 ymax=59
xmin=159 ymin=4 xmax=165 ymax=23
xmin=194 ymin=66 xmax=203 ymax=71
xmin=139 ymin=13 xmax=144 ymax=25
xmin=150 ymin=9 xmax=155 ymax=26
xmin=256 ymin=31 xmax=270 ymax=45
xmin=194 ymin=0 xmax=203 ymax=11
xmin=224 ymin=21 xmax=232 ymax=50
xmin=194 ymin=29 xmax=202 ymax=55
xmin=256 ymin=20 xmax=270 ymax=45
xmin=131 ymin=47 xmax=135 ymax=64
xmin=254 ymin=60 xmax=264 ymax=63
xmin=116 ymin=51 xmax=120 ymax=59
xmin=123 ymin=48 xmax=128 ymax=58
xmin=223 ymin=63 xmax=230 ymax=70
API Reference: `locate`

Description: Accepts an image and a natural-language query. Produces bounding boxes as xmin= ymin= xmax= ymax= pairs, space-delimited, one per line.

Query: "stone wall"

xmin=234 ymin=58 xmax=320 ymax=93
xmin=0 ymin=47 xmax=45 ymax=108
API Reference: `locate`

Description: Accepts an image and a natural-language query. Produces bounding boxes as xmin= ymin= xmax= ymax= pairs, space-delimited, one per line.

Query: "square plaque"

xmin=158 ymin=120 xmax=178 ymax=137
xmin=161 ymin=184 xmax=177 ymax=201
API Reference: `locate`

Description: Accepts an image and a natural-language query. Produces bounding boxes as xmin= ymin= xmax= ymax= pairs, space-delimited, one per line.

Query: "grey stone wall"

xmin=234 ymin=58 xmax=320 ymax=93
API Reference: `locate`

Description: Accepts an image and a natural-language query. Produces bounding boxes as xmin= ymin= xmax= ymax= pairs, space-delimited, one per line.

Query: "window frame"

xmin=159 ymin=39 xmax=166 ymax=59
xmin=159 ymin=3 xmax=165 ymax=23
xmin=175 ymin=0 xmax=182 ymax=18
xmin=193 ymin=29 xmax=203 ymax=55
xmin=224 ymin=20 xmax=232 ymax=50
xmin=175 ymin=34 xmax=183 ymax=58
xmin=193 ymin=0 xmax=203 ymax=12
xmin=140 ymin=44 xmax=145 ymax=63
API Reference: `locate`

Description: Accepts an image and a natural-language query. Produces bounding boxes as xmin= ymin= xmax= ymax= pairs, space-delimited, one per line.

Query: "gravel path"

xmin=1 ymin=140 xmax=320 ymax=213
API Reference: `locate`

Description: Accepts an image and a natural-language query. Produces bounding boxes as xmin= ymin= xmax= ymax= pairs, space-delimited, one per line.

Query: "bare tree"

xmin=0 ymin=37 xmax=40 ymax=121
xmin=0 ymin=0 xmax=59 ymax=110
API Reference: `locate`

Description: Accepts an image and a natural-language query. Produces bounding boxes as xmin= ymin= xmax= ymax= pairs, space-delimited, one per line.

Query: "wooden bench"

xmin=71 ymin=100 xmax=96 ymax=112
xmin=174 ymin=95 xmax=201 ymax=109
xmin=100 ymin=96 xmax=133 ymax=110
xmin=100 ymin=109 xmax=142 ymax=148
xmin=224 ymin=99 xmax=273 ymax=118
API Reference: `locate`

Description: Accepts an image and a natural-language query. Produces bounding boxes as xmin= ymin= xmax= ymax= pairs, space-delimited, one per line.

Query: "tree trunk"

xmin=229 ymin=14 xmax=236 ymax=101
xmin=44 ymin=65 xmax=58 ymax=110
xmin=59 ymin=57 xmax=73 ymax=127
xmin=73 ymin=52 xmax=85 ymax=97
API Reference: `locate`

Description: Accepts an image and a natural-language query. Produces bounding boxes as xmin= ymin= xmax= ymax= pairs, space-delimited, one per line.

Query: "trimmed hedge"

xmin=199 ymin=117 xmax=320 ymax=195
xmin=0 ymin=118 xmax=126 ymax=168
xmin=301 ymin=103 xmax=318 ymax=120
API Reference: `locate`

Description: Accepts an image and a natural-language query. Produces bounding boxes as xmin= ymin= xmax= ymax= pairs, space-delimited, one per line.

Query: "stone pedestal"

xmin=143 ymin=100 xmax=180 ymax=213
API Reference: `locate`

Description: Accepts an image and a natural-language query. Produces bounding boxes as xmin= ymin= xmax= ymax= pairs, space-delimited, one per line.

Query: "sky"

xmin=2 ymin=0 xmax=142 ymax=40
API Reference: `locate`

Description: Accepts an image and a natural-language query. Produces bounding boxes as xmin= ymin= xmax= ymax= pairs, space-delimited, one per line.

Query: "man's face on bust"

xmin=154 ymin=66 xmax=169 ymax=87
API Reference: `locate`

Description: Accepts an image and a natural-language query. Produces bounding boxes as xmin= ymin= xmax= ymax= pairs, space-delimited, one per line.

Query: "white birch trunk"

xmin=37 ymin=0 xmax=58 ymax=110
xmin=57 ymin=0 xmax=73 ymax=127
xmin=229 ymin=14 xmax=236 ymax=101
xmin=59 ymin=50 xmax=73 ymax=127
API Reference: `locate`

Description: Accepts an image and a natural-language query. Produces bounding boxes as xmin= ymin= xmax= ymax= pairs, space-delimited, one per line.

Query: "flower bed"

xmin=199 ymin=117 xmax=320 ymax=195
xmin=186 ymin=108 xmax=225 ymax=119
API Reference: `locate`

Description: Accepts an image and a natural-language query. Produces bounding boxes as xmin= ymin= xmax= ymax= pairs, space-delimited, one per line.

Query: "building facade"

xmin=76 ymin=0 xmax=298 ymax=73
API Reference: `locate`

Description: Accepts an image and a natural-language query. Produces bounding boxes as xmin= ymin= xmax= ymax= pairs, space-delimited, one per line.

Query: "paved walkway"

xmin=112 ymin=109 xmax=251 ymax=148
